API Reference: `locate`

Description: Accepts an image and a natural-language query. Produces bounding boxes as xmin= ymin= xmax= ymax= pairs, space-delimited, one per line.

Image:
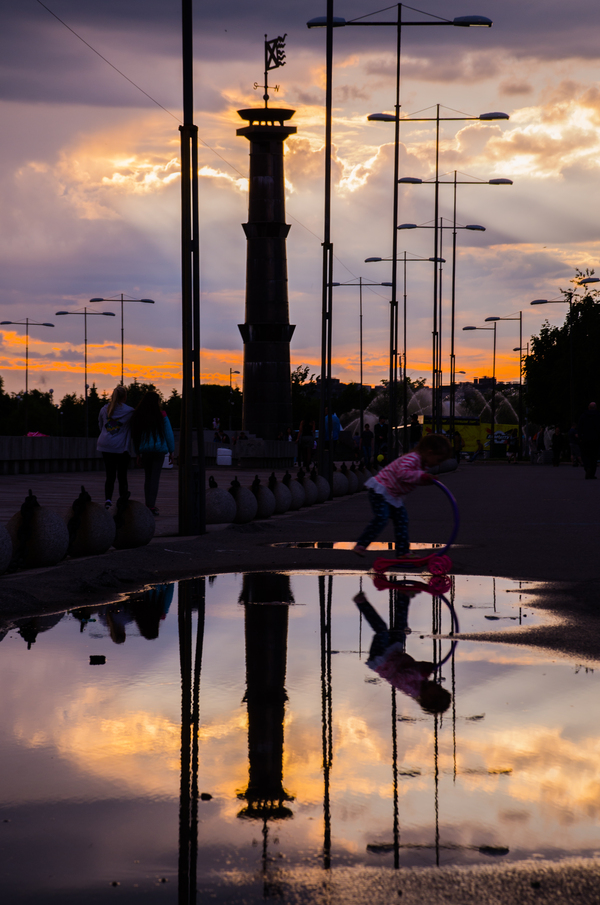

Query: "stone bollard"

xmin=311 ymin=467 xmax=331 ymax=503
xmin=268 ymin=472 xmax=292 ymax=514
xmin=6 ymin=490 xmax=69 ymax=568
xmin=65 ymin=486 xmax=116 ymax=557
xmin=251 ymin=475 xmax=276 ymax=519
xmin=341 ymin=463 xmax=358 ymax=494
xmin=229 ymin=477 xmax=258 ymax=524
xmin=113 ymin=495 xmax=155 ymax=549
xmin=0 ymin=524 xmax=13 ymax=574
xmin=297 ymin=467 xmax=318 ymax=506
xmin=332 ymin=469 xmax=349 ymax=497
xmin=352 ymin=463 xmax=366 ymax=490
xmin=282 ymin=471 xmax=305 ymax=510
xmin=206 ymin=476 xmax=237 ymax=524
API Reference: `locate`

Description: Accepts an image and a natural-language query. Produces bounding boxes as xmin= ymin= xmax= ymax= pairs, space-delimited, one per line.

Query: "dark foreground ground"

xmin=2 ymin=460 xmax=600 ymax=904
xmin=2 ymin=460 xmax=599 ymax=662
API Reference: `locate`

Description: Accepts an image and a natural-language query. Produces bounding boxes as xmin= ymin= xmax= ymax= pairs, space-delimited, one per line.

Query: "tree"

xmin=525 ymin=269 xmax=600 ymax=425
xmin=291 ymin=365 xmax=318 ymax=425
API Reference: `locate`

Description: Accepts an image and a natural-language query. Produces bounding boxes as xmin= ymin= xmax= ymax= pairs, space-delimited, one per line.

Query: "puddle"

xmin=0 ymin=572 xmax=598 ymax=903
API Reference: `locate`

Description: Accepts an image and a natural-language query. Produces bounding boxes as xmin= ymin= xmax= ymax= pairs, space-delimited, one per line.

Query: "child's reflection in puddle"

xmin=354 ymin=588 xmax=451 ymax=714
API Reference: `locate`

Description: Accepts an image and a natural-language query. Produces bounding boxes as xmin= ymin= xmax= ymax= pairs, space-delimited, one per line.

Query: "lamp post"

xmin=0 ymin=318 xmax=54 ymax=433
xmin=330 ymin=278 xmax=393 ymax=439
xmin=485 ymin=314 xmax=522 ymax=456
xmin=89 ymin=294 xmax=154 ymax=386
xmin=399 ymin=173 xmax=512 ymax=432
xmin=369 ymin=108 xmax=508 ymax=432
xmin=55 ymin=308 xmax=116 ymax=438
xmin=398 ymin=221 xmax=486 ymax=431
xmin=364 ymin=254 xmax=440 ymax=451
xmin=307 ymin=4 xmax=493 ymax=484
xmin=463 ymin=323 xmax=496 ymax=455
xmin=229 ymin=368 xmax=240 ymax=432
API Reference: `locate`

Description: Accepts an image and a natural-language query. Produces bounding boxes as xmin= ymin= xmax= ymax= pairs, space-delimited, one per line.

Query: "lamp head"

xmin=466 ymin=224 xmax=486 ymax=231
xmin=307 ymin=16 xmax=346 ymax=27
xmin=578 ymin=277 xmax=600 ymax=285
xmin=398 ymin=177 xmax=423 ymax=184
xmin=367 ymin=113 xmax=397 ymax=122
xmin=530 ymin=299 xmax=548 ymax=305
xmin=0 ymin=321 xmax=13 ymax=325
xmin=463 ymin=326 xmax=478 ymax=331
xmin=429 ymin=257 xmax=446 ymax=263
xmin=102 ymin=311 xmax=116 ymax=316
xmin=453 ymin=15 xmax=492 ymax=26
xmin=398 ymin=223 xmax=417 ymax=230
xmin=381 ymin=282 xmax=393 ymax=287
xmin=364 ymin=257 xmax=383 ymax=263
xmin=479 ymin=112 xmax=509 ymax=120
xmin=43 ymin=323 xmax=54 ymax=328
xmin=140 ymin=299 xmax=155 ymax=304
xmin=89 ymin=298 xmax=104 ymax=302
xmin=55 ymin=311 xmax=69 ymax=315
xmin=489 ymin=178 xmax=513 ymax=185
xmin=485 ymin=316 xmax=500 ymax=322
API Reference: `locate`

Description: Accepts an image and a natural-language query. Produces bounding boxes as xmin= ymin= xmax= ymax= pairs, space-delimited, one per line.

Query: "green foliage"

xmin=525 ymin=270 xmax=600 ymax=424
xmin=291 ymin=364 xmax=319 ymax=426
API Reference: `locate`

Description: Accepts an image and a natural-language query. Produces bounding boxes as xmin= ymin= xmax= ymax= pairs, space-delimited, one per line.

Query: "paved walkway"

xmin=2 ymin=460 xmax=600 ymax=663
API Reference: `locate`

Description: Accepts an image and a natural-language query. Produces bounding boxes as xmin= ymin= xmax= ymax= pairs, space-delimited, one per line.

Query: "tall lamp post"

xmin=55 ymin=308 xmax=116 ymax=438
xmin=463 ymin=323 xmax=496 ymax=455
xmin=330 ymin=278 xmax=393 ymax=438
xmin=229 ymin=368 xmax=240 ymax=432
xmin=89 ymin=294 xmax=155 ymax=386
xmin=0 ymin=318 xmax=54 ymax=433
xmin=485 ymin=314 xmax=522 ymax=455
xmin=398 ymin=221 xmax=486 ymax=431
xmin=369 ymin=107 xmax=508 ymax=432
xmin=307 ymin=4 xmax=493 ymax=485
xmin=398 ymin=173 xmax=513 ymax=432
xmin=364 ymin=253 xmax=440 ymax=451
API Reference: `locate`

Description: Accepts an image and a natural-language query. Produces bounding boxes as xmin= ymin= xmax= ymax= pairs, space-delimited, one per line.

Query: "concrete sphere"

xmin=353 ymin=467 xmax=366 ymax=490
xmin=345 ymin=469 xmax=359 ymax=494
xmin=287 ymin=480 xmax=306 ymax=511
xmin=7 ymin=507 xmax=69 ymax=568
xmin=301 ymin=476 xmax=318 ymax=506
xmin=113 ymin=500 xmax=155 ymax=549
xmin=206 ymin=488 xmax=237 ymax=525
xmin=233 ymin=487 xmax=258 ymax=524
xmin=314 ymin=476 xmax=330 ymax=503
xmin=254 ymin=486 xmax=276 ymax=519
xmin=0 ymin=524 xmax=12 ymax=574
xmin=272 ymin=481 xmax=292 ymax=514
xmin=66 ymin=501 xmax=116 ymax=557
xmin=332 ymin=471 xmax=349 ymax=497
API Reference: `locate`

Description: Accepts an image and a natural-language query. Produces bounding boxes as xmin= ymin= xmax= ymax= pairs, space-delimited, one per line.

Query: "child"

xmin=354 ymin=589 xmax=451 ymax=714
xmin=353 ymin=433 xmax=452 ymax=557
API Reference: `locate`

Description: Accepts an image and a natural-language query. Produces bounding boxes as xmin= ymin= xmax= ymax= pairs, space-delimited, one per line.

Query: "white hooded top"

xmin=97 ymin=402 xmax=134 ymax=454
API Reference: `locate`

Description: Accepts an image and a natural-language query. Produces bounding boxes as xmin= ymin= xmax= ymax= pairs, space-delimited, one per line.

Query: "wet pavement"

xmin=2 ymin=570 xmax=599 ymax=903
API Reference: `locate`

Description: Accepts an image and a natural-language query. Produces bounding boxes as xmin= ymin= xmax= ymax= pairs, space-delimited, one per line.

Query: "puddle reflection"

xmin=0 ymin=572 xmax=598 ymax=902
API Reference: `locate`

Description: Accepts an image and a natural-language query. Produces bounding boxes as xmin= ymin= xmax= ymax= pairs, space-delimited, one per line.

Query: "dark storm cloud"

xmin=2 ymin=1 xmax=600 ymax=107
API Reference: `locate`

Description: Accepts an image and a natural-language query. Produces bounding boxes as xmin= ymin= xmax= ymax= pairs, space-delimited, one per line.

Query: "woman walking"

xmin=130 ymin=391 xmax=175 ymax=516
xmin=97 ymin=386 xmax=134 ymax=509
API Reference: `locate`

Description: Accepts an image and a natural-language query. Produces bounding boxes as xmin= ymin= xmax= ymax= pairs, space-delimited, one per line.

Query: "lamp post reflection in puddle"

xmin=238 ymin=573 xmax=295 ymax=897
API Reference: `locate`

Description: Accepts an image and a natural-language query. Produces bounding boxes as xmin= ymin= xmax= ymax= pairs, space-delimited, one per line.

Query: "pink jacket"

xmin=372 ymin=451 xmax=428 ymax=500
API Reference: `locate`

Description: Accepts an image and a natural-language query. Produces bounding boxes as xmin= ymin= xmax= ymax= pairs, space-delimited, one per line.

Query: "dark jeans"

xmin=141 ymin=452 xmax=165 ymax=508
xmin=356 ymin=487 xmax=409 ymax=554
xmin=102 ymin=451 xmax=130 ymax=502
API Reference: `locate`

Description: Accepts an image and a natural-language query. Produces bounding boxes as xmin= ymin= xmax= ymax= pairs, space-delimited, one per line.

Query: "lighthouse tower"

xmin=236 ymin=37 xmax=296 ymax=442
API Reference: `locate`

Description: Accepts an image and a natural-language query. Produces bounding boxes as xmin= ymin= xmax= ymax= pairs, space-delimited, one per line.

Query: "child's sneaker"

xmin=353 ymin=544 xmax=366 ymax=557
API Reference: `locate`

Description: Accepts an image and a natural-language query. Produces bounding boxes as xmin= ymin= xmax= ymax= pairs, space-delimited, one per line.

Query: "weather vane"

xmin=253 ymin=33 xmax=287 ymax=107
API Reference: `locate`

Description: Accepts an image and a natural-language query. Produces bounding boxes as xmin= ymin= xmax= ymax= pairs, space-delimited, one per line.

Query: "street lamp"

xmin=399 ymin=172 xmax=512 ymax=432
xmin=364 ymin=254 xmax=442 ymax=450
xmin=371 ymin=106 xmax=509 ymax=430
xmin=485 ymin=315 xmax=523 ymax=456
xmin=55 ymin=308 xmax=116 ymax=438
xmin=330 ymin=278 xmax=394 ymax=440
xmin=89 ymin=293 xmax=155 ymax=386
xmin=463 ymin=323 xmax=497 ymax=455
xmin=307 ymin=3 xmax=494 ymax=483
xmin=229 ymin=368 xmax=240 ymax=432
xmin=0 ymin=318 xmax=54 ymax=433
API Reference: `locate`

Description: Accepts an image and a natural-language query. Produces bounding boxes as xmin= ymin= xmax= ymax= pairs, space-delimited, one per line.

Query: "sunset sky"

xmin=1 ymin=0 xmax=599 ymax=402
